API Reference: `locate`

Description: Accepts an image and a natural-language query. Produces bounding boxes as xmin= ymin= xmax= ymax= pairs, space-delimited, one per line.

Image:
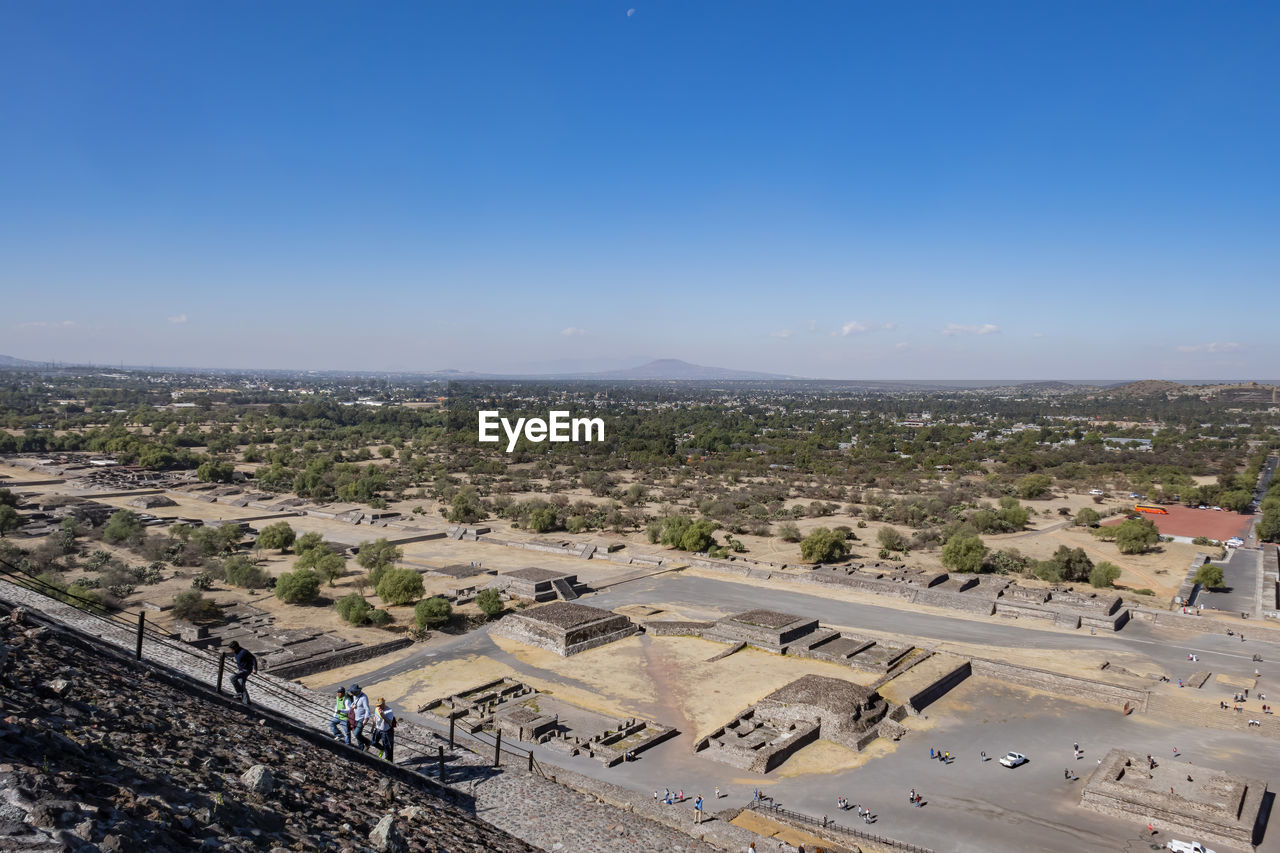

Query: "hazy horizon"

xmin=3 ymin=2 xmax=1277 ymax=380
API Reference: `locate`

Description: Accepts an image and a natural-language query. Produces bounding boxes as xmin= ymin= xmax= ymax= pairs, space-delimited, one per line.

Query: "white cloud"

xmin=769 ymin=329 xmax=792 ymax=339
xmin=18 ymin=320 xmax=75 ymax=328
xmin=626 ymin=7 xmax=635 ymax=16
xmin=840 ymin=321 xmax=871 ymax=336
xmin=942 ymin=323 xmax=999 ymax=336
xmin=1176 ymin=341 xmax=1240 ymax=353
xmin=894 ymin=341 xmax=910 ymax=351
xmin=167 ymin=314 xmax=188 ymax=324
xmin=560 ymin=326 xmax=587 ymax=337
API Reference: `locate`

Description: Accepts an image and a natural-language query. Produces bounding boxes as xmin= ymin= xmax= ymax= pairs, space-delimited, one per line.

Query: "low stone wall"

xmin=642 ymin=620 xmax=715 ymax=636
xmin=914 ymin=588 xmax=997 ymax=615
xmin=269 ymin=637 xmax=414 ymax=680
xmin=905 ymin=659 xmax=973 ymax=714
xmin=562 ymin=626 xmax=641 ymax=657
xmin=970 ymin=658 xmax=1148 ymax=711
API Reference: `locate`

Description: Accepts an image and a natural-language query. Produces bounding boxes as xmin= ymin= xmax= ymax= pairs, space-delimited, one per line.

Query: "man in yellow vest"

xmin=329 ymin=687 xmax=352 ymax=745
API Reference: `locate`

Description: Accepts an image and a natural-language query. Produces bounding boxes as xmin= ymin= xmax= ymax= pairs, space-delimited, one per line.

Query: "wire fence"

xmin=0 ymin=556 xmax=545 ymax=782
xmin=745 ymin=799 xmax=935 ymax=853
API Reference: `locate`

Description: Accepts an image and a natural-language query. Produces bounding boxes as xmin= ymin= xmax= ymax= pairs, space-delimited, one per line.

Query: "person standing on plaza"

xmin=694 ymin=794 xmax=704 ymax=824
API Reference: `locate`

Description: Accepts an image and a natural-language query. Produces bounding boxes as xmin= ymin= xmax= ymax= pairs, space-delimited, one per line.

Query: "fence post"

xmin=216 ymin=653 xmax=226 ymax=694
xmin=448 ymin=715 xmax=455 ymax=749
xmin=493 ymin=731 xmax=502 ymax=767
xmin=437 ymin=746 xmax=445 ymax=783
xmin=135 ymin=612 xmax=145 ymax=660
xmin=527 ymin=750 xmax=534 ymax=772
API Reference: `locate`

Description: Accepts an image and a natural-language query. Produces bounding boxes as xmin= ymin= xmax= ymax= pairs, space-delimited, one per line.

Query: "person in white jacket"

xmin=349 ymin=684 xmax=372 ymax=751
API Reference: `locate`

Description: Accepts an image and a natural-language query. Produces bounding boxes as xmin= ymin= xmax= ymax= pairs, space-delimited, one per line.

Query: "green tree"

xmin=996 ymin=497 xmax=1029 ymax=530
xmin=335 ymin=592 xmax=372 ymax=625
xmin=447 ymin=487 xmax=487 ymax=524
xmin=223 ymin=555 xmax=272 ymax=589
xmin=800 ymin=527 xmax=850 ymax=563
xmin=941 ymin=533 xmax=987 ymax=573
xmin=1016 ymin=473 xmax=1053 ymax=500
xmin=1074 ymin=507 xmax=1101 ymax=527
xmin=877 ymin=526 xmax=907 ymax=552
xmin=475 ymin=588 xmax=504 ymax=618
xmin=1258 ymin=508 xmax=1280 ymax=543
xmin=527 ymin=506 xmax=559 ymax=533
xmin=196 ymin=460 xmax=235 ymax=483
xmin=356 ymin=538 xmax=402 ymax=571
xmin=1193 ymin=563 xmax=1225 ymax=590
xmin=1089 ymin=561 xmax=1122 ymax=588
xmin=376 ymin=568 xmax=425 ymax=605
xmin=1045 ymin=545 xmax=1094 ymax=582
xmin=102 ymin=510 xmax=145 ymax=545
xmin=414 ymin=596 xmax=452 ymax=629
xmin=0 ymin=505 xmax=19 ymax=538
xmin=1219 ymin=490 xmax=1253 ymax=513
xmin=274 ymin=568 xmax=321 ymax=604
xmin=256 ymin=521 xmax=296 ymax=553
xmin=171 ymin=590 xmax=222 ymax=622
xmin=310 ymin=550 xmax=346 ymax=587
xmin=295 ymin=531 xmax=325 ymax=553
xmin=1114 ymin=517 xmax=1160 ymax=554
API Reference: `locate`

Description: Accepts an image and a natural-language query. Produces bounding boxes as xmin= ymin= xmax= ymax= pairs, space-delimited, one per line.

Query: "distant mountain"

xmin=1105 ymin=380 xmax=1186 ymax=397
xmin=0 ymin=354 xmax=43 ymax=368
xmin=585 ymin=359 xmax=795 ymax=380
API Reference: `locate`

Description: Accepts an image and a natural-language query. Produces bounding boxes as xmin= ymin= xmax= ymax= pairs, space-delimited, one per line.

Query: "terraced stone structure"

xmin=1080 ymin=749 xmax=1266 ymax=850
xmin=697 ymin=609 xmax=914 ymax=674
xmin=490 ymin=601 xmax=638 ymax=656
xmin=695 ymin=674 xmax=897 ymax=773
xmin=422 ymin=678 xmax=675 ymax=766
xmin=500 ymin=567 xmax=583 ymax=602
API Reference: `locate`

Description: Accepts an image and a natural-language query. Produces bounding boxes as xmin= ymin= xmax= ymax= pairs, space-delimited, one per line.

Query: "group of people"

xmin=928 ymin=747 xmax=952 ymax=763
xmin=224 ymin=643 xmax=399 ymax=763
xmin=329 ymin=684 xmax=398 ymax=761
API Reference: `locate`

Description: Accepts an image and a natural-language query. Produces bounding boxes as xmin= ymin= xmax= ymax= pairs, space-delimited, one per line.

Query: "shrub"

xmin=256 ymin=521 xmax=296 ymax=553
xmin=295 ymin=531 xmax=325 ymax=553
xmin=274 ymin=568 xmax=321 ymax=604
xmin=191 ymin=572 xmax=215 ymax=591
xmin=336 ymin=593 xmax=372 ymax=625
xmin=1074 ymin=507 xmax=1101 ymax=527
xmin=102 ymin=510 xmax=144 ymax=545
xmin=224 ymin=555 xmax=272 ymax=589
xmin=356 ymin=538 xmax=402 ymax=570
xmin=368 ymin=609 xmax=393 ymax=627
xmin=376 ymin=568 xmax=425 ymax=606
xmin=1115 ymin=517 xmax=1160 ymax=554
xmin=876 ymin=526 xmax=907 ymax=552
xmin=475 ymin=588 xmax=504 ymax=617
xmin=941 ymin=534 xmax=987 ymax=573
xmin=1132 ymin=588 xmax=1155 ymax=596
xmin=800 ymin=527 xmax=849 ymax=563
xmin=171 ymin=590 xmax=222 ymax=622
xmin=1089 ymin=562 xmax=1122 ymax=588
xmin=414 ymin=596 xmax=452 ymax=629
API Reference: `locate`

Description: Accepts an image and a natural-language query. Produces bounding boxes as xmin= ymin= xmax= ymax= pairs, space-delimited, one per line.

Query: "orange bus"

xmin=1134 ymin=504 xmax=1168 ymax=515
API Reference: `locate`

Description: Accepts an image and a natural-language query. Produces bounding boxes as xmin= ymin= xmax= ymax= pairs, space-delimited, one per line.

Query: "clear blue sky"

xmin=2 ymin=1 xmax=1276 ymax=379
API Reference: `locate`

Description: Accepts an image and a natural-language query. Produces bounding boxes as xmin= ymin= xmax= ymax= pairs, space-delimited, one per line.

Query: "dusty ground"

xmin=374 ymin=633 xmax=880 ymax=743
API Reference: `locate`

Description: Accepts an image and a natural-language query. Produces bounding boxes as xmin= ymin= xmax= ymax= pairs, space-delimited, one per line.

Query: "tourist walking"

xmin=349 ymin=684 xmax=371 ymax=750
xmin=694 ymin=794 xmax=704 ymax=824
xmin=373 ymin=696 xmax=397 ymax=761
xmin=329 ymin=687 xmax=352 ymax=744
xmin=226 ymin=640 xmax=256 ymax=705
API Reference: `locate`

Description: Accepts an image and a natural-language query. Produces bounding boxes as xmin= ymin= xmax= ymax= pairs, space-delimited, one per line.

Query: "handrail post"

xmin=437 ymin=745 xmax=445 ymax=783
xmin=448 ymin=714 xmax=456 ymax=749
xmin=527 ymin=750 xmax=533 ymax=772
xmin=493 ymin=731 xmax=502 ymax=767
xmin=135 ymin=611 xmax=145 ymax=660
xmin=216 ymin=652 xmax=226 ymax=693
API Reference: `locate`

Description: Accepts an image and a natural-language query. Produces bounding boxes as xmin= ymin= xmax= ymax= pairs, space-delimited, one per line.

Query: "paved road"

xmin=1197 ymin=546 xmax=1261 ymax=615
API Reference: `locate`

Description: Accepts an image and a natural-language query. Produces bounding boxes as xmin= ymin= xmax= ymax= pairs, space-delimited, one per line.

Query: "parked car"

xmin=998 ymin=751 xmax=1028 ymax=768
xmin=1166 ymin=840 xmax=1216 ymax=853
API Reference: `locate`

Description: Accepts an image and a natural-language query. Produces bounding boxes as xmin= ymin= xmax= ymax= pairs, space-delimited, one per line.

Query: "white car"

xmin=998 ymin=751 xmax=1027 ymax=768
xmin=1166 ymin=841 xmax=1216 ymax=853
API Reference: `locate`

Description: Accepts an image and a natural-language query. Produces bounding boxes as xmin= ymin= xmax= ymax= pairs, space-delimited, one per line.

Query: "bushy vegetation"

xmin=172 ymin=590 xmax=222 ymax=622
xmin=414 ymin=596 xmax=452 ymax=629
xmin=376 ymin=568 xmax=424 ymax=606
xmin=336 ymin=592 xmax=373 ymax=625
xmin=274 ymin=568 xmax=321 ymax=604
xmin=475 ymin=588 xmax=504 ymax=617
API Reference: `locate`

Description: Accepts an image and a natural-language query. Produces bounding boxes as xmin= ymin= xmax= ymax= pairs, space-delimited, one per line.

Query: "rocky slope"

xmin=0 ymin=605 xmax=536 ymax=853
